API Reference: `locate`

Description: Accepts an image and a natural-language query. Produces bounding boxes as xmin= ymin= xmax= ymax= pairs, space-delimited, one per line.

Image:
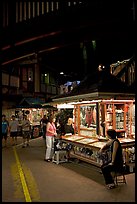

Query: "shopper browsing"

xmin=40 ymin=114 xmax=48 ymax=139
xmin=44 ymin=115 xmax=57 ymax=162
xmin=64 ymin=117 xmax=74 ymax=135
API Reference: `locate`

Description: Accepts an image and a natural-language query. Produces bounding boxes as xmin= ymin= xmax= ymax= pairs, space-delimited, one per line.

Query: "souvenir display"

xmin=62 ymin=135 xmax=84 ymax=141
xmin=76 ymin=138 xmax=98 ymax=144
xmin=62 ymin=99 xmax=135 ymax=168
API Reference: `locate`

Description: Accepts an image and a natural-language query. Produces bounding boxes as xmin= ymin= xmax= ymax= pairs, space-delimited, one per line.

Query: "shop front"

xmin=15 ymin=98 xmax=58 ymax=138
xmin=15 ymin=107 xmax=47 ymax=138
xmin=15 ymin=97 xmax=47 ymax=138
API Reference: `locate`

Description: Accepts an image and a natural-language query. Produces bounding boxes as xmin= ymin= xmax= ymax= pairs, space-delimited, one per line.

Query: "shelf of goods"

xmin=61 ymin=135 xmax=135 ymax=168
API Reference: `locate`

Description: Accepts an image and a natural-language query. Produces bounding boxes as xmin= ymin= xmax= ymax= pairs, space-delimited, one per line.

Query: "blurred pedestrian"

xmin=9 ymin=115 xmax=19 ymax=146
xmin=99 ymin=129 xmax=124 ymax=189
xmin=22 ymin=115 xmax=31 ymax=148
xmin=55 ymin=119 xmax=62 ymax=137
xmin=40 ymin=114 xmax=48 ymax=139
xmin=2 ymin=114 xmax=9 ymax=147
xmin=44 ymin=115 xmax=57 ymax=162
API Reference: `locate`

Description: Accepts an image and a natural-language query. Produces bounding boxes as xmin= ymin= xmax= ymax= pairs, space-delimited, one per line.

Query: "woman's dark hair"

xmin=107 ymin=129 xmax=117 ymax=139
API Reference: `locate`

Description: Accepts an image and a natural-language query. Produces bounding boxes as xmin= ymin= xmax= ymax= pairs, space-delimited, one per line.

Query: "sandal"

xmin=44 ymin=159 xmax=51 ymax=162
xmin=106 ymin=183 xmax=115 ymax=189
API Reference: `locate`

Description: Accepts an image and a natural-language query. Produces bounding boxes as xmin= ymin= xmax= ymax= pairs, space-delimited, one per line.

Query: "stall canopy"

xmin=16 ymin=97 xmax=45 ymax=108
xmin=52 ymin=70 xmax=135 ymax=103
xmin=16 ymin=97 xmax=58 ymax=110
xmin=42 ymin=104 xmax=58 ymax=111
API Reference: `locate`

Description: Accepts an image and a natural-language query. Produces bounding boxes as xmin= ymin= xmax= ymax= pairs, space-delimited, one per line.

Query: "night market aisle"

xmin=2 ymin=136 xmax=135 ymax=202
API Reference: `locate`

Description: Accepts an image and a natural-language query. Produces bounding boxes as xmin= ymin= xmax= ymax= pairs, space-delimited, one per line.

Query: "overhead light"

xmin=57 ymin=103 xmax=74 ymax=109
xmin=45 ymin=73 xmax=47 ymax=76
xmin=60 ymin=72 xmax=64 ymax=75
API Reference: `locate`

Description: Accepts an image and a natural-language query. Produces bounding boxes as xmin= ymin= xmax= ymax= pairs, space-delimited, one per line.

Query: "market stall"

xmin=62 ymin=135 xmax=135 ymax=168
xmin=15 ymin=97 xmax=47 ymax=138
xmin=15 ymin=107 xmax=46 ymax=138
xmin=15 ymin=98 xmax=58 ymax=138
xmin=53 ymin=70 xmax=135 ymax=170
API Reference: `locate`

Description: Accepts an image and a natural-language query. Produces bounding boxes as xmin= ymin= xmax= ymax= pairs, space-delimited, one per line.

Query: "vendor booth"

xmin=52 ymin=70 xmax=135 ymax=170
xmin=15 ymin=97 xmax=57 ymax=138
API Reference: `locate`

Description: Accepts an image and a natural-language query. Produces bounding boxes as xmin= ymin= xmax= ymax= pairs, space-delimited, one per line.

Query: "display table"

xmin=61 ymin=135 xmax=135 ymax=168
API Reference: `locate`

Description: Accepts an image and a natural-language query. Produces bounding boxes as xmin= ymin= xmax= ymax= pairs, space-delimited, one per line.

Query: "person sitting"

xmin=64 ymin=117 xmax=74 ymax=135
xmin=99 ymin=129 xmax=124 ymax=189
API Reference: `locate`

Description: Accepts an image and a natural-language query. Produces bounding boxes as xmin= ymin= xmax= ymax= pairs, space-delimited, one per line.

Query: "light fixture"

xmin=60 ymin=72 xmax=64 ymax=75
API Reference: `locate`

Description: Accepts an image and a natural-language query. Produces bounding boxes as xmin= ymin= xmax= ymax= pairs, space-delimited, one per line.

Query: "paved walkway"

xmin=2 ymin=136 xmax=135 ymax=202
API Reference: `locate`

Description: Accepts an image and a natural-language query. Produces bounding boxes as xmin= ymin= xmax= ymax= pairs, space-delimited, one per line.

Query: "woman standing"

xmin=44 ymin=115 xmax=57 ymax=162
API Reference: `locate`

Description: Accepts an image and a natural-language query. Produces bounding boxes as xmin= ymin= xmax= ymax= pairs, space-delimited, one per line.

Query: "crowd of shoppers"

xmin=2 ymin=114 xmax=75 ymax=157
xmin=2 ymin=113 xmax=124 ymax=190
xmin=2 ymin=114 xmax=31 ymax=148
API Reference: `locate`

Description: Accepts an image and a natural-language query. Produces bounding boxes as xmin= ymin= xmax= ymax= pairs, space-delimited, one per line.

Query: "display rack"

xmin=62 ymin=135 xmax=135 ymax=168
xmin=104 ymin=102 xmax=126 ymax=136
xmin=103 ymin=100 xmax=135 ymax=138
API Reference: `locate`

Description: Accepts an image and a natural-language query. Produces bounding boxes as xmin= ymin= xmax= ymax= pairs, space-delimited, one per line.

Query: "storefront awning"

xmin=16 ymin=97 xmax=45 ymax=108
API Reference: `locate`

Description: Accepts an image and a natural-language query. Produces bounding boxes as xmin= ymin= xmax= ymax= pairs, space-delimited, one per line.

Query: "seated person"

xmin=99 ymin=129 xmax=124 ymax=189
xmin=64 ymin=118 xmax=74 ymax=135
